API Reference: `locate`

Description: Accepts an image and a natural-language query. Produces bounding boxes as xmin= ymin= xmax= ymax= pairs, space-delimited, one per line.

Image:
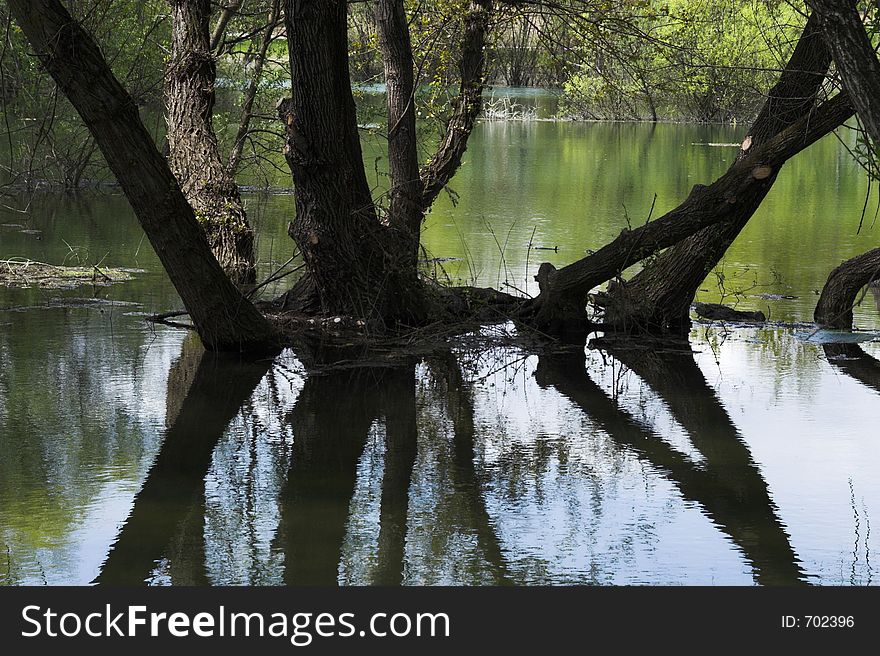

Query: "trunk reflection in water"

xmin=535 ymin=342 xmax=804 ymax=585
xmin=83 ymin=330 xmax=880 ymax=585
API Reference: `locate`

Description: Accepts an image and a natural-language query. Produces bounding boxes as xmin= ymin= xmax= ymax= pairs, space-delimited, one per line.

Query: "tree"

xmin=165 ymin=0 xmax=256 ymax=283
xmin=276 ymin=0 xmax=493 ymax=326
xmin=807 ymin=0 xmax=880 ymax=330
xmin=6 ymin=0 xmax=276 ymax=351
xmin=523 ymin=11 xmax=853 ymax=336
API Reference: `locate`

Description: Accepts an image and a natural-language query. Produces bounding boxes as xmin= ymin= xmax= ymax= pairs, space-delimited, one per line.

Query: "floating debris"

xmin=1 ymin=297 xmax=141 ymax=312
xmin=757 ymin=293 xmax=799 ymax=300
xmin=690 ymin=142 xmax=741 ymax=147
xmin=0 ymin=258 xmax=142 ymax=290
xmin=795 ymin=329 xmax=879 ymax=344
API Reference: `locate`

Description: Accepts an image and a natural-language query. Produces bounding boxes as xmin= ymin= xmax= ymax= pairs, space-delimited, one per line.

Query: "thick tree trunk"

xmin=279 ymin=0 xmax=424 ymax=326
xmin=598 ymin=13 xmax=834 ymax=334
xmin=376 ymin=0 xmax=422 ymax=260
xmin=521 ymin=91 xmax=853 ymax=334
xmin=814 ymin=248 xmax=880 ymax=329
xmin=166 ymin=0 xmax=256 ymax=284
xmin=8 ymin=0 xmax=276 ymax=351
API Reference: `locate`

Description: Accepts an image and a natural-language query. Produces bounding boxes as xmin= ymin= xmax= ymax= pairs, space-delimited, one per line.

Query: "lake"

xmin=1 ymin=117 xmax=879 ymax=585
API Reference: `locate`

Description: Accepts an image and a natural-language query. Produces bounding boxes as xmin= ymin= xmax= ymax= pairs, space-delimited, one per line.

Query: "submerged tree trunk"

xmin=814 ymin=248 xmax=880 ymax=329
xmin=166 ymin=0 xmax=256 ymax=283
xmin=597 ymin=13 xmax=834 ymax=335
xmin=8 ymin=0 xmax=276 ymax=351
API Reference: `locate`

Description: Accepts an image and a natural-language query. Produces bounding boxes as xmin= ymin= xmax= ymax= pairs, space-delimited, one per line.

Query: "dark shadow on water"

xmin=94 ymin=337 xmax=272 ymax=585
xmin=823 ymin=342 xmax=880 ymax=396
xmin=535 ymin=341 xmax=807 ymax=586
xmin=274 ymin=355 xmax=510 ymax=585
xmin=274 ymin=364 xmax=387 ymax=585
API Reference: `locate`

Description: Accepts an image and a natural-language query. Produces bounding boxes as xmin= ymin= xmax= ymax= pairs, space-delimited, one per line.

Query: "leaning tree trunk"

xmin=814 ymin=248 xmax=880 ymax=329
xmin=597 ymin=13 xmax=833 ymax=335
xmin=7 ymin=0 xmax=276 ymax=351
xmin=808 ymin=0 xmax=880 ymax=147
xmin=166 ymin=0 xmax=255 ymax=284
xmin=520 ymin=91 xmax=853 ymax=334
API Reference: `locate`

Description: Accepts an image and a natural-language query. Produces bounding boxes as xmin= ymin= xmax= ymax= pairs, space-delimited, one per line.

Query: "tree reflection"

xmin=823 ymin=342 xmax=880 ymax=396
xmin=95 ymin=336 xmax=272 ymax=585
xmin=534 ymin=341 xmax=807 ymax=585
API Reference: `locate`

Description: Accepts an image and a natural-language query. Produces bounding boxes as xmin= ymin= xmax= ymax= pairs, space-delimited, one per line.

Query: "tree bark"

xmin=806 ymin=1 xmax=880 ymax=331
xmin=279 ymin=0 xmax=424 ymax=325
xmin=8 ymin=0 xmax=276 ymax=351
xmin=814 ymin=248 xmax=880 ymax=329
xmin=166 ymin=0 xmax=256 ymax=284
xmin=808 ymin=0 xmax=880 ymax=147
xmin=376 ymin=0 xmax=422 ymax=259
xmin=597 ymin=13 xmax=834 ymax=334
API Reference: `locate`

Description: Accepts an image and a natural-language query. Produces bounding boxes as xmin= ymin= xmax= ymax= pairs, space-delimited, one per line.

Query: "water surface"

xmin=1 ymin=119 xmax=879 ymax=585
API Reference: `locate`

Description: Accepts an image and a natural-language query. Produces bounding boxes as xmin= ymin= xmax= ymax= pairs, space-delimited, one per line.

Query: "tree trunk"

xmin=376 ymin=0 xmax=422 ymax=260
xmin=808 ymin=0 xmax=880 ymax=147
xmin=8 ymin=0 xmax=276 ymax=351
xmin=279 ymin=0 xmax=424 ymax=326
xmin=419 ymin=0 xmax=492 ymax=210
xmin=166 ymin=0 xmax=256 ymax=284
xmin=521 ymin=90 xmax=853 ymax=335
xmin=598 ymin=13 xmax=834 ymax=335
xmin=814 ymin=248 xmax=880 ymax=329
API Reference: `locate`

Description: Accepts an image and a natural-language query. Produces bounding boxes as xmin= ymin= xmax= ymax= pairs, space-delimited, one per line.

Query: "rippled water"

xmin=1 ymin=117 xmax=879 ymax=585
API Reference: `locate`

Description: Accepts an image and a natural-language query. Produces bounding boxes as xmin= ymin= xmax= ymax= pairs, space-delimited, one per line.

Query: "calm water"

xmin=1 ymin=119 xmax=879 ymax=585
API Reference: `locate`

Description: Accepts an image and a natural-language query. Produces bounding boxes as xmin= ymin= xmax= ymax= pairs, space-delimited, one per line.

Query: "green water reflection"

xmin=1 ymin=119 xmax=879 ymax=585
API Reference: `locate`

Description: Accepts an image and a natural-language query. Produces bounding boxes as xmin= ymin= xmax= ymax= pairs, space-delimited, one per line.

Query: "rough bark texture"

xmin=376 ymin=0 xmax=422 ymax=259
xmin=279 ymin=0 xmax=424 ymax=325
xmin=167 ymin=0 xmax=256 ymax=283
xmin=598 ymin=13 xmax=833 ymax=334
xmin=814 ymin=248 xmax=880 ymax=328
xmin=8 ymin=0 xmax=276 ymax=351
xmin=522 ymin=90 xmax=853 ymax=334
xmin=808 ymin=1 xmax=880 ymax=330
xmin=419 ymin=0 xmax=492 ymax=210
xmin=809 ymin=0 xmax=880 ymax=146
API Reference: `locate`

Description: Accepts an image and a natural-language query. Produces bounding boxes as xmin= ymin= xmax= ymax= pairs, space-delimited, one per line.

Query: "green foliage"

xmin=0 ymin=0 xmax=169 ymax=190
xmin=560 ymin=0 xmax=804 ymax=122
